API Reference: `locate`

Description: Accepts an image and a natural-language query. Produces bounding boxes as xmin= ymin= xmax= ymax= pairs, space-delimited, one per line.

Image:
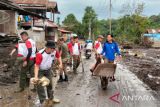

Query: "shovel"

xmin=80 ymin=54 xmax=85 ymax=72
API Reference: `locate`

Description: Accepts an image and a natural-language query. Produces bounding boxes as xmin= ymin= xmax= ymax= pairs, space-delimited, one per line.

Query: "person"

xmin=15 ymin=31 xmax=36 ymax=92
xmin=58 ymin=37 xmax=70 ymax=82
xmin=84 ymin=40 xmax=93 ymax=54
xmin=90 ymin=35 xmax=104 ymax=74
xmin=34 ymin=41 xmax=62 ymax=104
xmin=72 ymin=35 xmax=81 ymax=73
xmin=9 ymin=41 xmax=26 ymax=78
xmin=67 ymin=35 xmax=74 ymax=67
xmin=101 ymin=34 xmax=122 ymax=81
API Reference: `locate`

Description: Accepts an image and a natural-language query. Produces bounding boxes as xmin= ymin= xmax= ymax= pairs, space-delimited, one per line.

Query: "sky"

xmin=51 ymin=0 xmax=160 ymax=22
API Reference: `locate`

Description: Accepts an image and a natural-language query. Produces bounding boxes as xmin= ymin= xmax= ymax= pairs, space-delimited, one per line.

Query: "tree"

xmin=62 ymin=14 xmax=82 ymax=35
xmin=82 ymin=6 xmax=97 ymax=39
xmin=149 ymin=14 xmax=160 ymax=28
xmin=115 ymin=3 xmax=150 ymax=44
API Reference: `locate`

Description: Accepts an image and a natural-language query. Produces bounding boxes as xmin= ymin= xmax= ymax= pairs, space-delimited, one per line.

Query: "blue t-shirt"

xmin=101 ymin=42 xmax=121 ymax=61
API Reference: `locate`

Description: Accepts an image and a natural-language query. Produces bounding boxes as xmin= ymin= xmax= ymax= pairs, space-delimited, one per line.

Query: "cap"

xmin=45 ymin=40 xmax=55 ymax=49
xmin=72 ymin=34 xmax=78 ymax=39
xmin=97 ymin=35 xmax=104 ymax=39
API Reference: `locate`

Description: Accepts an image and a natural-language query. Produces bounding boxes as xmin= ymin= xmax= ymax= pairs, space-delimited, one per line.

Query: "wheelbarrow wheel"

xmin=100 ymin=77 xmax=108 ymax=90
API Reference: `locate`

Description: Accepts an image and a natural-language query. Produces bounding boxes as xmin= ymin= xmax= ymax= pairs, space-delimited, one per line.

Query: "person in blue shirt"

xmin=100 ymin=34 xmax=122 ymax=81
xmin=101 ymin=34 xmax=121 ymax=62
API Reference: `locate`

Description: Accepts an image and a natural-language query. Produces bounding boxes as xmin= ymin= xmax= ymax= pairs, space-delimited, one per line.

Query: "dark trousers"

xmin=19 ymin=60 xmax=34 ymax=89
xmin=37 ymin=70 xmax=53 ymax=103
xmin=73 ymin=55 xmax=80 ymax=71
xmin=93 ymin=54 xmax=101 ymax=70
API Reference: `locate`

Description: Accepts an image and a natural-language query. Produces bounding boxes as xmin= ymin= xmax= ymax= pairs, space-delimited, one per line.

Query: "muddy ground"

xmin=122 ymin=48 xmax=160 ymax=91
xmin=0 ymin=46 xmax=18 ymax=85
xmin=0 ymin=47 xmax=160 ymax=107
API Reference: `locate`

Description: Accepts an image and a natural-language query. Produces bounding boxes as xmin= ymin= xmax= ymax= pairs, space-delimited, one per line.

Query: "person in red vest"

xmin=34 ymin=41 xmax=62 ymax=104
xmin=9 ymin=40 xmax=27 ymax=78
xmin=90 ymin=35 xmax=104 ymax=74
xmin=68 ymin=34 xmax=81 ymax=73
xmin=67 ymin=35 xmax=74 ymax=67
xmin=14 ymin=31 xmax=37 ymax=92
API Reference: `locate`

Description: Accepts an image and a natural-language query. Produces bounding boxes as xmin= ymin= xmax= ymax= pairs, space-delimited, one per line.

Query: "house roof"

xmin=0 ymin=0 xmax=45 ymax=18
xmin=34 ymin=19 xmax=58 ymax=28
xmin=12 ymin=0 xmax=59 ymax=13
xmin=146 ymin=29 xmax=160 ymax=34
xmin=12 ymin=0 xmax=48 ymax=5
xmin=45 ymin=20 xmax=58 ymax=28
xmin=58 ymin=29 xmax=72 ymax=33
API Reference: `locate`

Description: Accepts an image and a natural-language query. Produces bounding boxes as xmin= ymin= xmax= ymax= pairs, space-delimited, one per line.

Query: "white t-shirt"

xmin=86 ymin=42 xmax=93 ymax=50
xmin=73 ymin=43 xmax=80 ymax=55
xmin=94 ymin=41 xmax=103 ymax=54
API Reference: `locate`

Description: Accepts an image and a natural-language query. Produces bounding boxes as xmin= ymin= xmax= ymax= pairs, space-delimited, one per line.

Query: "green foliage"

xmin=149 ymin=14 xmax=160 ymax=28
xmin=62 ymin=4 xmax=159 ymax=44
xmin=62 ymin=14 xmax=82 ymax=35
xmin=82 ymin=6 xmax=97 ymax=39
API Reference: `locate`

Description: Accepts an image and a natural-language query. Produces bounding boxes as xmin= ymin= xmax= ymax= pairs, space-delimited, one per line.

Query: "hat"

xmin=72 ymin=34 xmax=78 ymax=39
xmin=45 ymin=40 xmax=55 ymax=48
xmin=58 ymin=36 xmax=64 ymax=41
xmin=97 ymin=35 xmax=104 ymax=39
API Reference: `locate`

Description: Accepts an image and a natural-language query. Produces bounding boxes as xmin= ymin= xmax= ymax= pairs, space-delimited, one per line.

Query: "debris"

xmin=76 ymin=93 xmax=80 ymax=95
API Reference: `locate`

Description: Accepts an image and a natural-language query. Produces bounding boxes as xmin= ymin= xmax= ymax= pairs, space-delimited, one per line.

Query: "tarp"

xmin=144 ymin=33 xmax=160 ymax=41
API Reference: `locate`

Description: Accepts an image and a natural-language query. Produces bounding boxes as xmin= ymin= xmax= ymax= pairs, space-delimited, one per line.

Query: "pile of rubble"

xmin=0 ymin=33 xmax=19 ymax=47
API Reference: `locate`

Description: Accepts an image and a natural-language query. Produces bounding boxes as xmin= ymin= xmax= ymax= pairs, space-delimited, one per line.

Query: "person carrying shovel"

xmin=33 ymin=41 xmax=62 ymax=105
xmin=58 ymin=37 xmax=70 ymax=82
xmin=72 ymin=35 xmax=82 ymax=73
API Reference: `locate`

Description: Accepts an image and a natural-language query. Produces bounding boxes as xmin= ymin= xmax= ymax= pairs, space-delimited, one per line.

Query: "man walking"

xmin=72 ymin=35 xmax=81 ymax=73
xmin=101 ymin=34 xmax=122 ymax=81
xmin=90 ymin=35 xmax=104 ymax=73
xmin=58 ymin=37 xmax=70 ymax=82
xmin=15 ymin=31 xmax=36 ymax=92
xmin=67 ymin=35 xmax=74 ymax=67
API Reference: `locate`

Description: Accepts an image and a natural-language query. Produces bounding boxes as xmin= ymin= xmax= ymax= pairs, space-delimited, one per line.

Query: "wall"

xmin=0 ymin=10 xmax=17 ymax=34
xmin=18 ymin=30 xmax=46 ymax=49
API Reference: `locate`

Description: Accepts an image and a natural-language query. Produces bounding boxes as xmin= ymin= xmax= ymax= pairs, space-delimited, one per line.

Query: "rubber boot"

xmin=58 ymin=75 xmax=63 ymax=82
xmin=63 ymin=74 xmax=68 ymax=82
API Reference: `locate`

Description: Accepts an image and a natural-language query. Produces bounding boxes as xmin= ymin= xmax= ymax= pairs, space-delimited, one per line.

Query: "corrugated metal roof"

xmin=58 ymin=29 xmax=72 ymax=33
xmin=12 ymin=0 xmax=48 ymax=5
xmin=0 ymin=0 xmax=45 ymax=18
xmin=12 ymin=0 xmax=59 ymax=13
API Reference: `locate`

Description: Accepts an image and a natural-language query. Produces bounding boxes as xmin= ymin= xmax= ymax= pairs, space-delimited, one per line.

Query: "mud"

xmin=0 ymin=48 xmax=160 ymax=107
xmin=0 ymin=46 xmax=18 ymax=84
xmin=122 ymin=48 xmax=160 ymax=91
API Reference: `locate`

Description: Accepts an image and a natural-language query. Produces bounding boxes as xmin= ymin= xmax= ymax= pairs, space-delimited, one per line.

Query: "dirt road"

xmin=53 ymin=55 xmax=160 ymax=107
xmin=0 ymin=53 xmax=160 ymax=107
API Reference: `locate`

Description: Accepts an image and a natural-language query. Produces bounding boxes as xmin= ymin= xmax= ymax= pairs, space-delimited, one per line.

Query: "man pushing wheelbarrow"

xmin=93 ymin=34 xmax=122 ymax=90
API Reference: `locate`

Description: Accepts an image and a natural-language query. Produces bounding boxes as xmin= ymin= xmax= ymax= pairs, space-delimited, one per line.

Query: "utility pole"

xmin=109 ymin=0 xmax=112 ymax=34
xmin=88 ymin=19 xmax=91 ymax=39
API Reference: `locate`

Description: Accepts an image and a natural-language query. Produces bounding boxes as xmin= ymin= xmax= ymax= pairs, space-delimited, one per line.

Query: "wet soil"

xmin=0 ymin=47 xmax=160 ymax=107
xmin=122 ymin=49 xmax=160 ymax=91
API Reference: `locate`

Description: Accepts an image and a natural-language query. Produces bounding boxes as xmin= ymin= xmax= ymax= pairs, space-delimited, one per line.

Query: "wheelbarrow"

xmin=93 ymin=63 xmax=117 ymax=90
